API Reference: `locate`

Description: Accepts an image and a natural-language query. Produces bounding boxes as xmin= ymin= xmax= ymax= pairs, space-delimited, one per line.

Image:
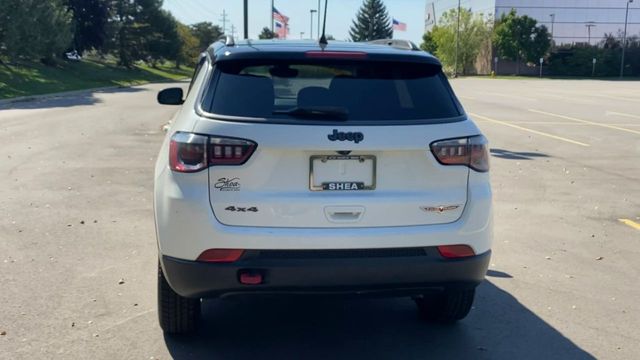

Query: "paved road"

xmin=0 ymin=79 xmax=638 ymax=359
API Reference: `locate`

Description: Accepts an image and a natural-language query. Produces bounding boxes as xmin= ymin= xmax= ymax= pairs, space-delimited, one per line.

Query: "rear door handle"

xmin=324 ymin=206 xmax=365 ymax=223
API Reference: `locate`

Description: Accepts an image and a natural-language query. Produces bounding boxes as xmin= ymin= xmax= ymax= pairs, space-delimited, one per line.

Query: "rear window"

xmin=201 ymin=60 xmax=461 ymax=123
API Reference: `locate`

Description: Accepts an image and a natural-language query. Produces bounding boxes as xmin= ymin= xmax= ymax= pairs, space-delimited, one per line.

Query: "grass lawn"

xmin=0 ymin=59 xmax=193 ymax=100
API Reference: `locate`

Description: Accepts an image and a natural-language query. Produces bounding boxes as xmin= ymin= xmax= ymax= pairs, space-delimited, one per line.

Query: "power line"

xmin=220 ymin=9 xmax=229 ymax=34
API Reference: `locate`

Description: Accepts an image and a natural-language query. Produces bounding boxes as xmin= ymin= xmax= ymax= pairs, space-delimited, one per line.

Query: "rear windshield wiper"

xmin=273 ymin=106 xmax=349 ymax=121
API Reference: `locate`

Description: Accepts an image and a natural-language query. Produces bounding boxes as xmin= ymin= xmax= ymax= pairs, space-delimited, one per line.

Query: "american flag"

xmin=392 ymin=18 xmax=407 ymax=32
xmin=275 ymin=21 xmax=289 ymax=39
xmin=273 ymin=7 xmax=289 ymax=39
xmin=273 ymin=7 xmax=289 ymax=24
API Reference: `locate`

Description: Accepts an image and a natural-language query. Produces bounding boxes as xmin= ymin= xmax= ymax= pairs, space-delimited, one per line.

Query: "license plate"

xmin=310 ymin=155 xmax=376 ymax=191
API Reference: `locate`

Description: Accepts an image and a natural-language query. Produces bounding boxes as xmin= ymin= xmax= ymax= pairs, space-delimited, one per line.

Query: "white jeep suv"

xmin=155 ymin=37 xmax=492 ymax=334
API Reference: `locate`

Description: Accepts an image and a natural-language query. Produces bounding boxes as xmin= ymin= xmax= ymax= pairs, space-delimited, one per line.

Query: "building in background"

xmin=425 ymin=0 xmax=639 ymax=74
xmin=426 ymin=0 xmax=639 ymax=45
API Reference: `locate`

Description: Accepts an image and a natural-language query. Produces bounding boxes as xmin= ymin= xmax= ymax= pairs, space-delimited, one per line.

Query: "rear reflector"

xmin=196 ymin=249 xmax=244 ymax=263
xmin=239 ymin=271 xmax=263 ymax=285
xmin=437 ymin=245 xmax=475 ymax=259
xmin=305 ymin=51 xmax=368 ymax=59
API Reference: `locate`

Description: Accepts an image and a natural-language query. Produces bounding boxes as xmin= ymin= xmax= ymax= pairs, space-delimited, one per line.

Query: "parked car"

xmin=64 ymin=50 xmax=81 ymax=62
xmin=154 ymin=36 xmax=492 ymax=334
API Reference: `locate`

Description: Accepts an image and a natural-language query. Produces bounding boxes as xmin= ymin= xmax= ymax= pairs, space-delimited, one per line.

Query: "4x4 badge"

xmin=328 ymin=129 xmax=364 ymax=144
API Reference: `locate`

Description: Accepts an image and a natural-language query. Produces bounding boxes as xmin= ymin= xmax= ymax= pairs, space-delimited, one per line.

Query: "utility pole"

xmin=271 ymin=0 xmax=274 ymax=34
xmin=243 ymin=0 xmax=248 ymax=39
xmin=454 ymin=0 xmax=461 ymax=77
xmin=585 ymin=22 xmax=596 ymax=45
xmin=220 ymin=9 xmax=228 ymax=34
xmin=620 ymin=0 xmax=633 ymax=78
xmin=549 ymin=13 xmax=555 ymax=38
xmin=310 ymin=9 xmax=317 ymax=39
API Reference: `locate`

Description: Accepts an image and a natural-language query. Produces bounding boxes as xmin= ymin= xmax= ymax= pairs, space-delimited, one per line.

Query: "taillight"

xmin=430 ymin=135 xmax=489 ymax=172
xmin=209 ymin=137 xmax=257 ymax=165
xmin=169 ymin=132 xmax=257 ymax=173
xmin=169 ymin=132 xmax=208 ymax=172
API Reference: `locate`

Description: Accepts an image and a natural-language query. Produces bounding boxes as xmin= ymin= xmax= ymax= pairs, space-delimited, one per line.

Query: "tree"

xmin=420 ymin=30 xmax=437 ymax=53
xmin=176 ymin=22 xmax=199 ymax=68
xmin=349 ymin=0 xmax=392 ymax=42
xmin=67 ymin=0 xmax=110 ymax=53
xmin=429 ymin=8 xmax=490 ymax=74
xmin=144 ymin=8 xmax=181 ymax=65
xmin=258 ymin=27 xmax=278 ymax=39
xmin=0 ymin=0 xmax=73 ymax=63
xmin=109 ymin=0 xmax=181 ymax=67
xmin=190 ymin=22 xmax=224 ymax=50
xmin=109 ymin=0 xmax=136 ymax=67
xmin=493 ymin=9 xmax=551 ymax=74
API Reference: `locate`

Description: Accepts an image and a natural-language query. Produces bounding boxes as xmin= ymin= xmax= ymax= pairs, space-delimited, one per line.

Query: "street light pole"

xmin=549 ymin=13 xmax=555 ymax=45
xmin=317 ymin=0 xmax=321 ymax=40
xmin=243 ymin=0 xmax=248 ymax=39
xmin=454 ymin=0 xmax=461 ymax=77
xmin=310 ymin=9 xmax=317 ymax=39
xmin=620 ymin=0 xmax=633 ymax=78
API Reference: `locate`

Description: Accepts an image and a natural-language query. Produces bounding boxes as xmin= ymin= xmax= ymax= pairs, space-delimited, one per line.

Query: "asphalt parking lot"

xmin=0 ymin=78 xmax=638 ymax=359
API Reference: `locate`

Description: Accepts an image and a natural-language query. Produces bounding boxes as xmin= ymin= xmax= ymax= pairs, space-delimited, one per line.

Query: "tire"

xmin=414 ymin=289 xmax=475 ymax=323
xmin=158 ymin=263 xmax=200 ymax=334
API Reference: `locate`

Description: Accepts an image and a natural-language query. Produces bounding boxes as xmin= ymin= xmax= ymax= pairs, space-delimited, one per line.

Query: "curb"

xmin=0 ymin=86 xmax=120 ymax=106
xmin=0 ymin=79 xmax=190 ymax=107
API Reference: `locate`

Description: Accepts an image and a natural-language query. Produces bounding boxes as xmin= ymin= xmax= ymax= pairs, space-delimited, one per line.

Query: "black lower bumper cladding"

xmin=161 ymin=247 xmax=491 ymax=299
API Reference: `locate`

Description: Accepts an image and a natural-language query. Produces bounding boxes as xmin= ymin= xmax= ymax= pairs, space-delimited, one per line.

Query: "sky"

xmin=162 ymin=0 xmax=496 ymax=45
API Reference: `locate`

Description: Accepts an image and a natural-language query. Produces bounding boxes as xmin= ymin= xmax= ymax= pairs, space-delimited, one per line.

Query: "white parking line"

xmin=590 ymin=94 xmax=639 ymax=103
xmin=528 ymin=109 xmax=640 ymax=136
xmin=606 ymin=111 xmax=640 ymax=120
xmin=485 ymin=92 xmax=537 ymax=102
xmin=507 ymin=121 xmax=640 ymax=126
xmin=468 ymin=112 xmax=590 ymax=147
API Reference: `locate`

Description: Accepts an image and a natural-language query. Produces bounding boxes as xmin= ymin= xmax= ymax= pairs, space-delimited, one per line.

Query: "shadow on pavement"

xmin=490 ymin=148 xmax=550 ymax=161
xmin=0 ymin=86 xmax=146 ymax=110
xmin=486 ymin=269 xmax=513 ymax=278
xmin=164 ymin=281 xmax=594 ymax=359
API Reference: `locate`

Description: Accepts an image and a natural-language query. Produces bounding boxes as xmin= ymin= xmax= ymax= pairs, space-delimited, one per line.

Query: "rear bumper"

xmin=160 ymin=248 xmax=491 ymax=299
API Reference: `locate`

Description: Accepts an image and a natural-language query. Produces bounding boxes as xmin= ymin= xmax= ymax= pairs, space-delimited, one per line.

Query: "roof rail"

xmin=218 ymin=35 xmax=235 ymax=46
xmin=368 ymin=39 xmax=420 ymax=51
